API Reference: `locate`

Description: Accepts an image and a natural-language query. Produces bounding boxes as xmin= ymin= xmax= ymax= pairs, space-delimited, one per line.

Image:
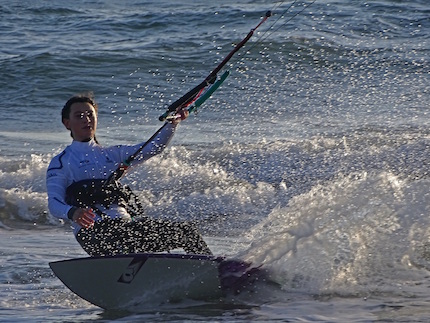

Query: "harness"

xmin=65 ymin=179 xmax=144 ymax=218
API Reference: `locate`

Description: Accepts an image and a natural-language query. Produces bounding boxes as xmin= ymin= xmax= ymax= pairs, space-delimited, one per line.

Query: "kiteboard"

xmin=49 ymin=253 xmax=267 ymax=310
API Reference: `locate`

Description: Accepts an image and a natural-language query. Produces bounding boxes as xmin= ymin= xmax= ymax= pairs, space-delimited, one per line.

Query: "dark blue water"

xmin=1 ymin=0 xmax=430 ymax=321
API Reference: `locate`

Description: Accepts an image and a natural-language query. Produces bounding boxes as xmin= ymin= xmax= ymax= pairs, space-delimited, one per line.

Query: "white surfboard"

xmin=49 ymin=253 xmax=264 ymax=310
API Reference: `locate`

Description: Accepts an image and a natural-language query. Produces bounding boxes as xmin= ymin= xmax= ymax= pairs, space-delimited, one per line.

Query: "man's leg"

xmin=127 ymin=218 xmax=212 ymax=255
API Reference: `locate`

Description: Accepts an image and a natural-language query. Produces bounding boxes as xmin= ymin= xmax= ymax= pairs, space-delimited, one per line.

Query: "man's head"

xmin=62 ymin=94 xmax=98 ymax=142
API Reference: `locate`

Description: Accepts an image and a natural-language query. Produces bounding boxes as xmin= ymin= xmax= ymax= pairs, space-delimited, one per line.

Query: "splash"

xmin=239 ymin=171 xmax=430 ymax=295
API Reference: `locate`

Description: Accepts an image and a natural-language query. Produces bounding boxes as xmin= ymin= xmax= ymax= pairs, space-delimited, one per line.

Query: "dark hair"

xmin=62 ymin=93 xmax=98 ymax=120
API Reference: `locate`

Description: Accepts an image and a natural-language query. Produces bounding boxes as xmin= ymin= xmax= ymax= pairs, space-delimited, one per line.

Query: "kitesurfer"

xmin=46 ymin=93 xmax=212 ymax=256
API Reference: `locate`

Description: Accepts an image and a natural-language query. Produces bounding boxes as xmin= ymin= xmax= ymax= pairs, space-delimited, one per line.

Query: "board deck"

xmin=49 ymin=253 xmax=263 ymax=310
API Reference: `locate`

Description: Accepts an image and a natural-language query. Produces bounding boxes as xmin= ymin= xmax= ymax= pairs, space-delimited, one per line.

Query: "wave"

xmin=238 ymin=171 xmax=430 ymax=296
xmin=1 ymin=128 xmax=428 ymax=233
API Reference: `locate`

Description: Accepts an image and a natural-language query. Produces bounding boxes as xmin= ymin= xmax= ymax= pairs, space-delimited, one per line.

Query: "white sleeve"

xmin=126 ymin=122 xmax=178 ymax=165
xmin=46 ymin=152 xmax=73 ymax=220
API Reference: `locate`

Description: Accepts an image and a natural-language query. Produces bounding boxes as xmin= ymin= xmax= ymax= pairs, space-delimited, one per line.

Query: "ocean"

xmin=1 ymin=0 xmax=429 ymax=321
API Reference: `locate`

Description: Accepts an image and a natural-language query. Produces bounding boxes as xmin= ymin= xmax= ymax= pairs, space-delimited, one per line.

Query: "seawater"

xmin=1 ymin=0 xmax=429 ymax=321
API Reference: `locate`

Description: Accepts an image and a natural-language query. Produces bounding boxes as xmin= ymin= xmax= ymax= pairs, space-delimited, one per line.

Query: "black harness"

xmin=65 ymin=179 xmax=144 ymax=218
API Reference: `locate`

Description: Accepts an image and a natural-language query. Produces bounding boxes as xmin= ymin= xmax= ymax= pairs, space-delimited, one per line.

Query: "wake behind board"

xmin=49 ymin=253 xmax=266 ymax=310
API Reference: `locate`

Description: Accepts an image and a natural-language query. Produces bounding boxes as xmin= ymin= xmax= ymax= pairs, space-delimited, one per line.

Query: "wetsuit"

xmin=46 ymin=123 xmax=212 ymax=256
